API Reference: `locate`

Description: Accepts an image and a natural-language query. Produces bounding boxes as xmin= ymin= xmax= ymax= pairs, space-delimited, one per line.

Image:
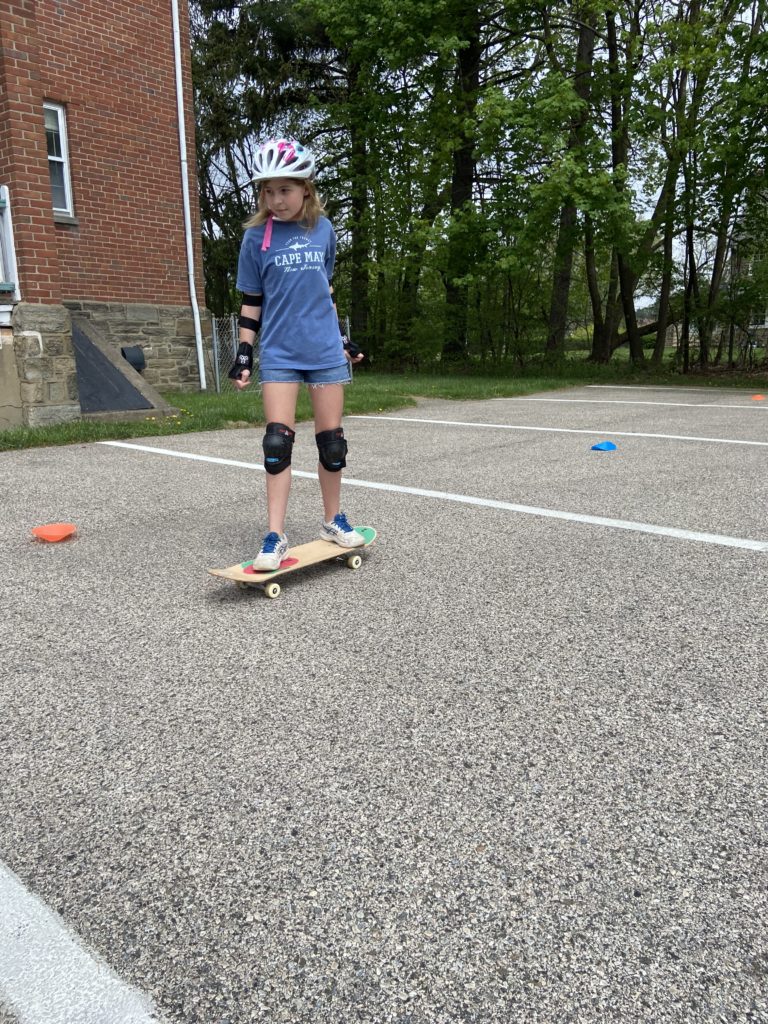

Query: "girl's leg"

xmin=261 ymin=382 xmax=300 ymax=533
xmin=309 ymin=383 xmax=345 ymax=522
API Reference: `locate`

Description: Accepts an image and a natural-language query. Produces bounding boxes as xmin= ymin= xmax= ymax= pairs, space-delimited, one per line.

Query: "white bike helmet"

xmin=251 ymin=139 xmax=316 ymax=182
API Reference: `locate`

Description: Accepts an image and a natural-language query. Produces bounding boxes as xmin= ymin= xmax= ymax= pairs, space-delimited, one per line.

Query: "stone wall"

xmin=9 ymin=303 xmax=81 ymax=427
xmin=0 ymin=326 xmax=23 ymax=428
xmin=63 ymin=301 xmax=211 ymax=392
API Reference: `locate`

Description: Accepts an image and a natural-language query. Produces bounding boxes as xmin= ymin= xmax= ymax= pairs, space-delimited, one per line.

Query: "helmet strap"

xmin=261 ymin=213 xmax=274 ymax=252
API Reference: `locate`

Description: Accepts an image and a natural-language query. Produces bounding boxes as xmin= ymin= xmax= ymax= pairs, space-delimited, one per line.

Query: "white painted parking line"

xmin=99 ymin=441 xmax=768 ymax=552
xmin=348 ymin=414 xmax=768 ymax=448
xmin=586 ymin=384 xmax=764 ymax=394
xmin=492 ymin=397 xmax=767 ymax=410
xmin=0 ymin=862 xmax=163 ymax=1024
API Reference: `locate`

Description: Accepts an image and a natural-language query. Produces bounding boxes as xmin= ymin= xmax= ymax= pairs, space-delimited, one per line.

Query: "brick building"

xmin=0 ymin=0 xmax=208 ymax=427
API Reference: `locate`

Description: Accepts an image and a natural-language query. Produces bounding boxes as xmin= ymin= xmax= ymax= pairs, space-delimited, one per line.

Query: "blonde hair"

xmin=243 ymin=180 xmax=325 ymax=232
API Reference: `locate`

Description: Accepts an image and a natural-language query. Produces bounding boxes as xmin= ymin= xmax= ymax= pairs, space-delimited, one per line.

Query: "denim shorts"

xmin=259 ymin=362 xmax=351 ymax=386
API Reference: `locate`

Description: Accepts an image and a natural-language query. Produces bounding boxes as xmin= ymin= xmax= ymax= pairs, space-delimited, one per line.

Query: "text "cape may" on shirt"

xmin=273 ymin=250 xmax=325 ymax=267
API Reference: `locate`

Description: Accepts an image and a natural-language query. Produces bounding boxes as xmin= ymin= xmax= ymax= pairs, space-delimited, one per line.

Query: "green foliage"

xmin=190 ymin=0 xmax=768 ymax=371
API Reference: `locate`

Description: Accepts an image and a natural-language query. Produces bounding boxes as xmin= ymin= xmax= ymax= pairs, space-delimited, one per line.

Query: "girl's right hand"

xmin=228 ymin=341 xmax=254 ymax=386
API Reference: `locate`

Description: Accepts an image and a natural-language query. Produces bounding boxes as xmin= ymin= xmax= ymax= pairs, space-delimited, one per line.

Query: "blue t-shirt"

xmin=236 ymin=216 xmax=345 ymax=371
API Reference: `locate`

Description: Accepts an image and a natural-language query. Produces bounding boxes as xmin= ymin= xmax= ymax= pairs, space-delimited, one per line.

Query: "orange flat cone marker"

xmin=752 ymin=394 xmax=765 ymax=401
xmin=32 ymin=523 xmax=77 ymax=542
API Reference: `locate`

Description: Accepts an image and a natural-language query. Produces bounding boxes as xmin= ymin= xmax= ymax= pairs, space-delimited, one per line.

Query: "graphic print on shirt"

xmin=236 ymin=216 xmax=341 ymax=370
xmin=272 ymin=234 xmax=327 ymax=273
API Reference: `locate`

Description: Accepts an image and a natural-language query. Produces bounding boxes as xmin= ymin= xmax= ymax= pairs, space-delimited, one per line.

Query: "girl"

xmin=229 ymin=139 xmax=365 ymax=570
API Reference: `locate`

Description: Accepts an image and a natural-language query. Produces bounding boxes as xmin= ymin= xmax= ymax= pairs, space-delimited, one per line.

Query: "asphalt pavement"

xmin=1 ymin=384 xmax=766 ymax=1024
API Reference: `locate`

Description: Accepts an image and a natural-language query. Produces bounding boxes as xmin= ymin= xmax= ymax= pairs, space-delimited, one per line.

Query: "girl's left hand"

xmin=342 ymin=335 xmax=364 ymax=364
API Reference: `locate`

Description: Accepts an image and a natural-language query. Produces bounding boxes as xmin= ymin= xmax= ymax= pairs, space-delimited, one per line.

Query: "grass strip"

xmin=1 ymin=365 xmax=766 ymax=452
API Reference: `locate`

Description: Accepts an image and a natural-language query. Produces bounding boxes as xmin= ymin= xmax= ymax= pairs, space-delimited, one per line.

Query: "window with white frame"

xmin=0 ymin=185 xmax=20 ymax=304
xmin=43 ymin=102 xmax=74 ymax=217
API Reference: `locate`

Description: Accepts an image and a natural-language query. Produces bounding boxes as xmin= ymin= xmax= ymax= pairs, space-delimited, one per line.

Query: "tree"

xmin=542 ymin=5 xmax=598 ymax=360
xmin=190 ymin=0 xmax=768 ymax=371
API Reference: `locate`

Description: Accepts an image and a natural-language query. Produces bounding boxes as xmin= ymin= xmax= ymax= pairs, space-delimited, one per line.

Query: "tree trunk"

xmin=545 ymin=204 xmax=578 ymax=358
xmin=544 ymin=11 xmax=597 ymax=359
xmin=584 ymin=215 xmax=606 ymax=360
xmin=586 ymin=220 xmax=621 ymax=363
xmin=348 ymin=62 xmax=371 ymax=353
xmin=442 ymin=3 xmax=481 ymax=361
xmin=612 ymin=319 xmax=660 ymax=351
xmin=606 ymin=8 xmax=644 ymax=364
xmin=617 ymin=254 xmax=645 ymax=363
xmin=652 ymin=189 xmax=675 ymax=365
xmin=681 ymin=246 xmax=693 ymax=374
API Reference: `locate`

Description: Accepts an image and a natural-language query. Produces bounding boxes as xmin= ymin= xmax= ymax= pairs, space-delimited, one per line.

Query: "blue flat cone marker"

xmin=591 ymin=440 xmax=617 ymax=452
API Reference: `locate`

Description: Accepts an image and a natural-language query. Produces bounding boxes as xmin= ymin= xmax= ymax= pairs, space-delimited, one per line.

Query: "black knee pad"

xmin=316 ymin=427 xmax=347 ymax=472
xmin=263 ymin=422 xmax=295 ymax=475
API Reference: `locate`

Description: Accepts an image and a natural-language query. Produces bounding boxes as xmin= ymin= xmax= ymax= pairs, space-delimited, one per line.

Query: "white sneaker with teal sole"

xmin=252 ymin=531 xmax=289 ymax=570
xmin=320 ymin=512 xmax=365 ymax=548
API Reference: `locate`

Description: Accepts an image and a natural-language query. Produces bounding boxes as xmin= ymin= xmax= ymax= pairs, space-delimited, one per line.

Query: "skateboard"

xmin=208 ymin=527 xmax=376 ymax=598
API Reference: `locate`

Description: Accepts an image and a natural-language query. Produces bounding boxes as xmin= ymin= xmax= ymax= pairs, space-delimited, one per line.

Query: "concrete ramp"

xmin=71 ymin=317 xmax=177 ymax=420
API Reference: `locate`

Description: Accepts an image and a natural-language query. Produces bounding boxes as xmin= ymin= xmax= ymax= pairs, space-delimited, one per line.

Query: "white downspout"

xmin=171 ymin=0 xmax=207 ymax=389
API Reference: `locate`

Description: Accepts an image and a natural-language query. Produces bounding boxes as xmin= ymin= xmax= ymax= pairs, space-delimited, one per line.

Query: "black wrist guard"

xmin=238 ymin=314 xmax=261 ymax=334
xmin=342 ymin=335 xmax=361 ymax=359
xmin=228 ymin=342 xmax=253 ymax=380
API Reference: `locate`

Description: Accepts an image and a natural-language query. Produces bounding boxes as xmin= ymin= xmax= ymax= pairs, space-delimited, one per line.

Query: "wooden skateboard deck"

xmin=208 ymin=527 xmax=376 ymax=598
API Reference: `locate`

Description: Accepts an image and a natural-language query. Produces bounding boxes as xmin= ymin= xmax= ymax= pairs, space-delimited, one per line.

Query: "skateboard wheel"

xmin=263 ymin=582 xmax=281 ymax=599
xmin=346 ymin=554 xmax=363 ymax=570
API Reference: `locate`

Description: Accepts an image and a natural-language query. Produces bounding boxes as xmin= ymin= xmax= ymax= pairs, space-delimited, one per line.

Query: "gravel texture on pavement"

xmin=1 ymin=387 xmax=766 ymax=1024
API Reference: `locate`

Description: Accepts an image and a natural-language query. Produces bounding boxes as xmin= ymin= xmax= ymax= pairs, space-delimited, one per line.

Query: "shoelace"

xmin=261 ymin=532 xmax=281 ymax=552
xmin=333 ymin=513 xmax=352 ymax=531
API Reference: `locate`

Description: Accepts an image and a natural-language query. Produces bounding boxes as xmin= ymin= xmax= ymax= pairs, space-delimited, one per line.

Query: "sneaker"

xmin=320 ymin=512 xmax=365 ymax=548
xmin=252 ymin=531 xmax=289 ymax=571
